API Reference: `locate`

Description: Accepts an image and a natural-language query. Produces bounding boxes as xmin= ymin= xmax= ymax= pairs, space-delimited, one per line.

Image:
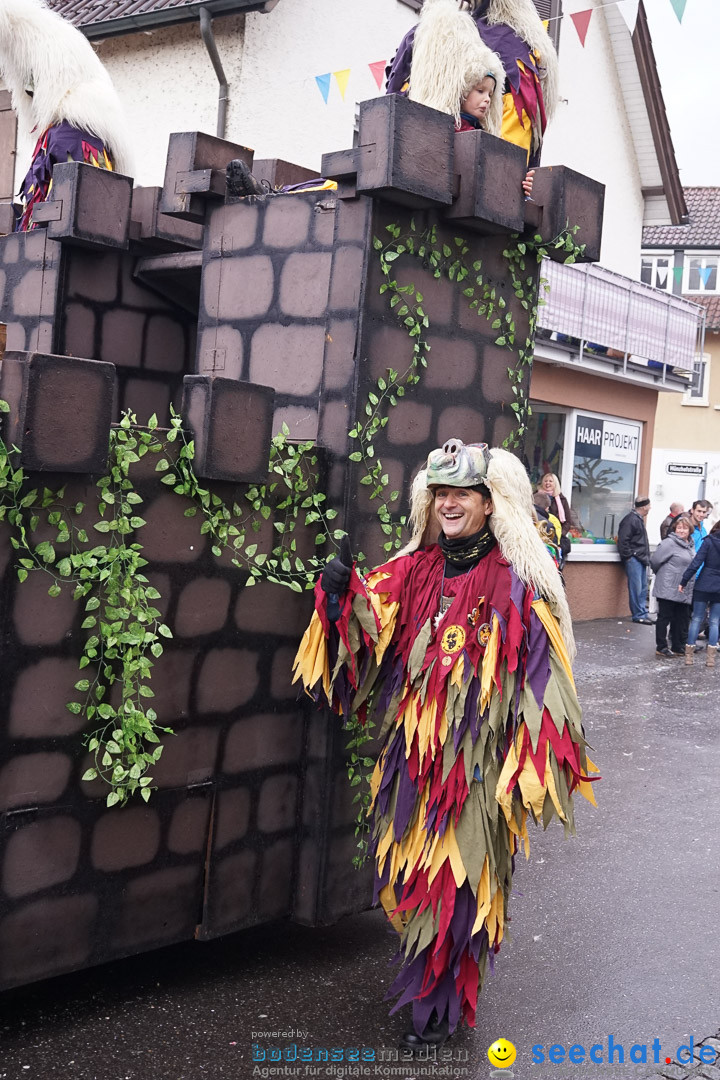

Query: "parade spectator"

xmin=617 ymin=497 xmax=652 ymax=624
xmin=680 ymin=519 xmax=720 ymax=667
xmin=659 ymin=502 xmax=684 ymax=541
xmin=650 ymin=515 xmax=694 ymax=657
xmin=688 ymin=500 xmax=712 ymax=551
xmin=537 ymin=473 xmax=575 ymax=561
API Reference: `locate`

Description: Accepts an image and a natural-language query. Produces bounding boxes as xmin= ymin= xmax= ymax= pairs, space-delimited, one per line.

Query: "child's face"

xmin=462 ymin=77 xmax=495 ymax=121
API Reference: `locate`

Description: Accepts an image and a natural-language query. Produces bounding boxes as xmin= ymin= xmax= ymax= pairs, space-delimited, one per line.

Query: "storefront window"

xmin=520 ymin=409 xmax=566 ymax=489
xmin=571 ymin=413 xmax=641 ymax=539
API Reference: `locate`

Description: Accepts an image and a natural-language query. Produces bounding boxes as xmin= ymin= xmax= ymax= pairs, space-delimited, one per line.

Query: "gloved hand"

xmin=321 ymin=536 xmax=353 ymax=596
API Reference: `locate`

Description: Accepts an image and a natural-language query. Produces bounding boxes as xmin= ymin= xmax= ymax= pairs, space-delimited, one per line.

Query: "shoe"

xmin=633 ymin=618 xmax=654 ymax=625
xmin=694 ymin=644 xmax=705 ymax=653
xmin=655 ymin=648 xmax=674 ymax=658
xmin=400 ymin=1016 xmax=451 ymax=1052
xmin=671 ymin=651 xmax=685 ymax=657
xmin=685 ymin=644 xmax=695 ymax=666
xmin=706 ymin=645 xmax=717 ymax=668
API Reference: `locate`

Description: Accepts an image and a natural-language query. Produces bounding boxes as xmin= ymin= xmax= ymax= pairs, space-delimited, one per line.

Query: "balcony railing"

xmin=536 ymin=260 xmax=704 ymax=372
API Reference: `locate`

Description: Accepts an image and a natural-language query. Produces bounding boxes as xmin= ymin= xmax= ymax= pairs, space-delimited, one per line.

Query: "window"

xmin=570 ymin=413 xmax=641 ymax=540
xmin=682 ymin=354 xmax=710 ymax=407
xmin=520 ymin=407 xmax=567 ymax=489
xmin=640 ymin=253 xmax=674 ymax=293
xmin=684 ymin=255 xmax=719 ymax=294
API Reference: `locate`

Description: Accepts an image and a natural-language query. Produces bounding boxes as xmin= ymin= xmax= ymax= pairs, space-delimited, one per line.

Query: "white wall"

xmin=540 ymin=0 xmax=645 ymax=278
xmin=91 ymin=0 xmax=416 ymax=187
xmin=648 ymin=446 xmax=720 ymax=541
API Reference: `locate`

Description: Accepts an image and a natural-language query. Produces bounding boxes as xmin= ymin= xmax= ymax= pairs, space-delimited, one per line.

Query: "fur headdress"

xmin=0 ymin=0 xmax=133 ymax=175
xmin=479 ymin=0 xmax=559 ymax=121
xmin=398 ymin=439 xmax=576 ymax=656
xmin=408 ymin=0 xmax=505 ymax=134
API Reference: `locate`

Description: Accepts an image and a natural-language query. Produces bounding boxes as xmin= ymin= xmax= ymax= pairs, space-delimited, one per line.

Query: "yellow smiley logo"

xmin=487 ymin=1039 xmax=516 ymax=1069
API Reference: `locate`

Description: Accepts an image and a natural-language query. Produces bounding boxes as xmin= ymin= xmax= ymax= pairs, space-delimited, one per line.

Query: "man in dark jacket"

xmin=617 ymin=497 xmax=653 ymax=624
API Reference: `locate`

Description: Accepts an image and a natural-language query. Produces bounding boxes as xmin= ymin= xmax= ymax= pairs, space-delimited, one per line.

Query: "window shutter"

xmin=532 ymin=0 xmax=563 ymax=50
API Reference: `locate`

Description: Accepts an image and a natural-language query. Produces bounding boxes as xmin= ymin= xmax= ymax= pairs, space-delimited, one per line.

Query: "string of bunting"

xmin=313 ymin=0 xmax=689 ymax=102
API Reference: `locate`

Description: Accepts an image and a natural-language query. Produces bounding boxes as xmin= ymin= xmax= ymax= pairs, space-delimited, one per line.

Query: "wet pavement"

xmin=1 ymin=618 xmax=718 ymax=1080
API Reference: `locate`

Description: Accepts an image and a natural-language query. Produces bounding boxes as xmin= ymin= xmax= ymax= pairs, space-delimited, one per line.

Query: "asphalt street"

xmin=1 ymin=618 xmax=718 ymax=1080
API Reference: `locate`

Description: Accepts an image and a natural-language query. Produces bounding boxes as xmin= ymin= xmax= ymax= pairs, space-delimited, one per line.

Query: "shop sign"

xmin=575 ymin=416 xmax=640 ymax=464
xmin=574 ymin=415 xmax=603 ymax=460
xmin=601 ymin=420 xmax=639 ymax=464
xmin=666 ymin=462 xmax=705 ymax=476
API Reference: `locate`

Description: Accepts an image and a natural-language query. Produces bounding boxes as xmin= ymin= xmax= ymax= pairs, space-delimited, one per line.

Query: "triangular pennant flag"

xmin=570 ymin=9 xmax=593 ymax=46
xmin=315 ymin=73 xmax=331 ymax=104
xmin=699 ymin=266 xmax=713 ymax=287
xmin=333 ymin=69 xmax=351 ymax=100
xmin=369 ymin=60 xmax=386 ymax=91
xmin=673 ymin=266 xmax=684 ymax=285
xmin=616 ymin=0 xmax=639 ymax=33
xmin=656 ymin=268 xmax=668 ymax=288
xmin=669 ymin=0 xmax=687 ymax=22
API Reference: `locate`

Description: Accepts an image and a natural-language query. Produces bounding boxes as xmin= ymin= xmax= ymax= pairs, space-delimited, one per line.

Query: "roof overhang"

xmin=79 ymin=0 xmax=279 ymax=40
xmin=603 ymin=0 xmax=687 ymax=227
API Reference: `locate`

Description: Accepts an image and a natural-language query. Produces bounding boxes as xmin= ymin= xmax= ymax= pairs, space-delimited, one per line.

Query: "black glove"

xmin=321 ymin=536 xmax=353 ymax=595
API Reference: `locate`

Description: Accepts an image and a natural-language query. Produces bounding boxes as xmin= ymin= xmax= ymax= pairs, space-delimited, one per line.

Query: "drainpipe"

xmin=199 ymin=7 xmax=229 ymax=140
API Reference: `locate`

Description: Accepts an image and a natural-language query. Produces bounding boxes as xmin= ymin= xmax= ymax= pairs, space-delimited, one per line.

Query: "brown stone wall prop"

xmin=443 ymin=129 xmax=527 ymax=234
xmin=196 ymin=189 xmax=336 ymax=441
xmin=524 ymin=165 xmax=606 ymax=263
xmin=182 ymin=375 xmax=275 ymax=483
xmin=0 ymin=351 xmax=115 ymax=473
xmin=0 ymin=230 xmax=61 ymax=355
xmin=31 ymin=163 xmax=133 ymax=252
xmin=160 ymin=132 xmax=254 ymax=224
xmin=58 ymin=248 xmax=197 ymax=427
xmin=130 ymin=186 xmax=204 ymax=253
xmin=342 ymin=95 xmax=455 ymax=209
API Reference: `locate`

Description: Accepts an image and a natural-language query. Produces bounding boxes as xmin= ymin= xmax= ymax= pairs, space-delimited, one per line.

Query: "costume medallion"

xmin=440 ymin=624 xmax=466 ymax=656
xmin=476 ymin=622 xmax=492 ymax=647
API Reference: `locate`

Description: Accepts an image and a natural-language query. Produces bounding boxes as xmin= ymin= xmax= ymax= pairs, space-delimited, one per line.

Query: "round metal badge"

xmin=476 ymin=622 xmax=492 ymax=646
xmin=440 ymin=624 xmax=466 ymax=655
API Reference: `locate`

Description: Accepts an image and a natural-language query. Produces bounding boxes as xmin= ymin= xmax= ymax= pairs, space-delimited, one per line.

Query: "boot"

xmin=706 ymin=645 xmax=717 ymax=668
xmin=685 ymin=644 xmax=694 ymax=665
xmin=400 ymin=1013 xmax=451 ymax=1053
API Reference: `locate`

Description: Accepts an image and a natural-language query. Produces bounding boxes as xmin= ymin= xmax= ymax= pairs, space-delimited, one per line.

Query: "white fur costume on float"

xmin=409 ymin=0 xmax=506 ymax=134
xmin=398 ymin=442 xmax=576 ymax=657
xmin=0 ymin=0 xmax=133 ymax=176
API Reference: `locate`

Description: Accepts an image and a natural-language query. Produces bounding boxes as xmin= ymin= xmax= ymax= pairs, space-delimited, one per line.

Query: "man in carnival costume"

xmin=293 ymin=440 xmax=597 ymax=1050
xmin=0 ymin=0 xmax=133 ymax=231
xmin=386 ymin=0 xmax=560 ymax=167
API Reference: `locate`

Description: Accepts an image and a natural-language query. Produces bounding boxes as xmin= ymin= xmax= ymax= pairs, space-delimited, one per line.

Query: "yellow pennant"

xmin=333 ymin=68 xmax=351 ymax=100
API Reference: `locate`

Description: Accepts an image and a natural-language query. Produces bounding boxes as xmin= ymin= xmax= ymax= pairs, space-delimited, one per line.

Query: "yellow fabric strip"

xmin=531 ymin=598 xmax=576 ymax=688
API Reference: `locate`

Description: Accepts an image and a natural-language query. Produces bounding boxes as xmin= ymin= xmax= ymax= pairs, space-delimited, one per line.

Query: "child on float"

xmin=407 ymin=0 xmax=535 ymax=195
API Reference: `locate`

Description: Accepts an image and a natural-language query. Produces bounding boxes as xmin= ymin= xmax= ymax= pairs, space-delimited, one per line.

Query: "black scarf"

xmin=439 ymin=528 xmax=496 ymax=573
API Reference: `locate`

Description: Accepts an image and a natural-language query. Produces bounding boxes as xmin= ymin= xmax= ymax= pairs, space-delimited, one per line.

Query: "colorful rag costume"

xmin=16 ymin=121 xmax=114 ymax=232
xmin=293 ymin=442 xmax=597 ymax=1035
xmin=386 ymin=0 xmax=559 ymax=167
xmin=0 ymin=0 xmax=133 ymax=231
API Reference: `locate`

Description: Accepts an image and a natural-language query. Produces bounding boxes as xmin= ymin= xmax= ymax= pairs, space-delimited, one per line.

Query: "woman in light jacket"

xmin=650 ymin=515 xmax=694 ymax=658
xmin=537 ymin=473 xmax=576 ymax=563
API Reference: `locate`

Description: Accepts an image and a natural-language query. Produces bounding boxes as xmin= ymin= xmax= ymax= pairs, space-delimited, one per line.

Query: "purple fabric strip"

xmin=526 ymin=607 xmax=551 ymax=708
